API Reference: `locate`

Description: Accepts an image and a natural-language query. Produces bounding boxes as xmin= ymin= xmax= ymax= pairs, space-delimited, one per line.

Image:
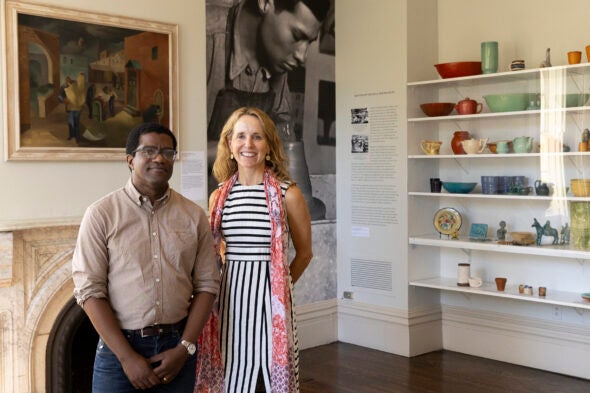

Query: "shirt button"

xmin=152 ymin=232 xmax=157 ymax=237
xmin=155 ymin=278 xmax=160 ymax=283
xmin=156 ymin=301 xmax=160 ymax=305
xmin=154 ymin=254 xmax=158 ymax=258
xmin=151 ymin=210 xmax=155 ymax=215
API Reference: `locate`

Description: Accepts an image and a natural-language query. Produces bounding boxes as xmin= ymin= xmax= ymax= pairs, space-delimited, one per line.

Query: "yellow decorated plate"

xmin=434 ymin=207 xmax=462 ymax=236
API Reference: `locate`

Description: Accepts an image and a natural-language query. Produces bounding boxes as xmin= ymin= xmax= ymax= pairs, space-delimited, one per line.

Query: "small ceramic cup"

xmin=430 ymin=178 xmax=442 ymax=193
xmin=510 ymin=60 xmax=525 ymax=71
xmin=496 ymin=141 xmax=510 ymax=154
xmin=539 ymin=286 xmax=547 ymax=297
xmin=568 ymin=51 xmax=582 ymax=64
xmin=420 ymin=140 xmax=443 ymax=155
xmin=468 ymin=277 xmax=483 ymax=288
xmin=495 ymin=277 xmax=507 ymax=291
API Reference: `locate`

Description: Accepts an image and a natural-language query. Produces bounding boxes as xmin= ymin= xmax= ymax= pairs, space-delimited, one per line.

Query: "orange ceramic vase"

xmin=451 ymin=131 xmax=470 ymax=155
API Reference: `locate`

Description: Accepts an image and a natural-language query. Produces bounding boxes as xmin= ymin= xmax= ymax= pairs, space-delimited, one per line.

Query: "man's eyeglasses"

xmin=133 ymin=146 xmax=177 ymax=161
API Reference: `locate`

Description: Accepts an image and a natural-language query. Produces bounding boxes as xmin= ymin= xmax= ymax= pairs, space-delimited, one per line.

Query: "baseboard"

xmin=295 ymin=299 xmax=338 ymax=350
xmin=441 ymin=305 xmax=590 ymax=379
xmin=337 ymin=300 xmax=442 ymax=356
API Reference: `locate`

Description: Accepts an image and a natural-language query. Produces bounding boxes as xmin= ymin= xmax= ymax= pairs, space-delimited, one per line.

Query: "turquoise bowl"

xmin=565 ymin=93 xmax=590 ymax=107
xmin=483 ymin=93 xmax=534 ymax=112
xmin=442 ymin=182 xmax=477 ymax=194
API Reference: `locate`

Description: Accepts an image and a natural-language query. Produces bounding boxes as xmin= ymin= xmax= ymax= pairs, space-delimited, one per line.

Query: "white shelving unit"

xmin=407 ymin=63 xmax=590 ymax=310
xmin=409 ymin=277 xmax=590 ymax=310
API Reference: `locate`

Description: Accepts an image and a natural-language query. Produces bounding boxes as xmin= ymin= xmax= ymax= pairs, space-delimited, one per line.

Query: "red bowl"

xmin=434 ymin=62 xmax=482 ymax=79
xmin=420 ymin=102 xmax=455 ymax=117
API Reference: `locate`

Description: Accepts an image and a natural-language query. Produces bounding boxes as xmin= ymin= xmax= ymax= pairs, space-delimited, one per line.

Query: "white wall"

xmin=0 ymin=0 xmax=209 ymax=222
xmin=438 ymin=0 xmax=590 ymax=71
xmin=336 ymin=0 xmax=408 ymax=309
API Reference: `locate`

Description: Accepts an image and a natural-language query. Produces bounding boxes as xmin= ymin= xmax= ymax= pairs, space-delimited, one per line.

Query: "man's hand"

xmin=149 ymin=345 xmax=189 ymax=384
xmin=120 ymin=351 xmax=162 ymax=389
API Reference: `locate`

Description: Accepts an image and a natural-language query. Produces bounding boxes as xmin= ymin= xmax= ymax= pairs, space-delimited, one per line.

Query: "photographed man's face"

xmin=258 ymin=1 xmax=322 ymax=75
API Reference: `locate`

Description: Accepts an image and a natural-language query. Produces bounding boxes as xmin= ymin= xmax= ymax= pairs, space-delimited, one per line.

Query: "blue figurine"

xmin=532 ymin=218 xmax=559 ymax=245
xmin=497 ymin=220 xmax=507 ymax=241
xmin=560 ymin=223 xmax=570 ymax=245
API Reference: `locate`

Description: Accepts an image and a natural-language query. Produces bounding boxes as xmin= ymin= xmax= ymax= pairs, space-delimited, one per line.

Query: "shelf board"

xmin=408 ymin=192 xmax=590 ymax=202
xmin=407 ymin=63 xmax=590 ymax=87
xmin=407 ymin=152 xmax=590 ymax=159
xmin=408 ymin=106 xmax=590 ymax=123
xmin=409 ymin=234 xmax=590 ymax=259
xmin=408 ymin=110 xmax=537 ymax=122
xmin=410 ymin=276 xmax=590 ymax=309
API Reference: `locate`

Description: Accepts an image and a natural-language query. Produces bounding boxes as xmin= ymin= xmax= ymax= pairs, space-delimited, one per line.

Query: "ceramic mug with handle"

xmin=461 ymin=138 xmax=488 ymax=154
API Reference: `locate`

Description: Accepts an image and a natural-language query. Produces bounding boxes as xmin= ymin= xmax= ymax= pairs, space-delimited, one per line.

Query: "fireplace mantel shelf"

xmin=0 ymin=216 xmax=82 ymax=232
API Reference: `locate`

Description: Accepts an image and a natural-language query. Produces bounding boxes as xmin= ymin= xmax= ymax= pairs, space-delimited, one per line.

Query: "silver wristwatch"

xmin=179 ymin=339 xmax=196 ymax=355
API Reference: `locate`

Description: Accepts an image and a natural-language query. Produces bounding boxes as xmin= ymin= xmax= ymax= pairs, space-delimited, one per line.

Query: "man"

xmin=72 ymin=123 xmax=219 ymax=392
xmin=206 ymin=0 xmax=330 ymax=190
xmin=57 ymin=76 xmax=74 ymax=138
xmin=63 ymin=72 xmax=87 ymax=143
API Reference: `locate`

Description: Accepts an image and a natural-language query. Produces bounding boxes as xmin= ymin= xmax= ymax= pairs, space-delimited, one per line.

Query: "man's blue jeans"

xmin=92 ymin=329 xmax=197 ymax=393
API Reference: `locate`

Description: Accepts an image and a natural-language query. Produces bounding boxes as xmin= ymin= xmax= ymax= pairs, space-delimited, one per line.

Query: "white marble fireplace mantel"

xmin=0 ymin=219 xmax=81 ymax=393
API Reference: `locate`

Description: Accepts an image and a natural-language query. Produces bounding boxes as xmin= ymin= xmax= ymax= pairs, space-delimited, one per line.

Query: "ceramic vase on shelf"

xmin=481 ymin=41 xmax=499 ymax=74
xmin=571 ymin=202 xmax=590 ymax=250
xmin=451 ymin=131 xmax=471 ymax=155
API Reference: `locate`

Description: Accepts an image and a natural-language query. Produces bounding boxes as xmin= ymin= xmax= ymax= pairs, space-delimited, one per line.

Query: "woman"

xmin=196 ymin=107 xmax=312 ymax=393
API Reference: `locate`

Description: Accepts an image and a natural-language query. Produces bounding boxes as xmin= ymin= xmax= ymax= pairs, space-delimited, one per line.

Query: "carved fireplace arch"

xmin=46 ymin=297 xmax=97 ymax=392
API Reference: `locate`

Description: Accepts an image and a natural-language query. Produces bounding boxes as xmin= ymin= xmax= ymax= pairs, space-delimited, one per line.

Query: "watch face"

xmin=187 ymin=343 xmax=196 ymax=354
xmin=182 ymin=340 xmax=196 ymax=355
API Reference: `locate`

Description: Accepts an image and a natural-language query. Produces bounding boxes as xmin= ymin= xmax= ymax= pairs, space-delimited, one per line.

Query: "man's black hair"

xmin=274 ymin=0 xmax=331 ymax=22
xmin=125 ymin=122 xmax=177 ymax=155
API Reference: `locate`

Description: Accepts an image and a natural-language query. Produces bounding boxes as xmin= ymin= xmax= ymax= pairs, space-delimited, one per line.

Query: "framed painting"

xmin=2 ymin=1 xmax=178 ymax=160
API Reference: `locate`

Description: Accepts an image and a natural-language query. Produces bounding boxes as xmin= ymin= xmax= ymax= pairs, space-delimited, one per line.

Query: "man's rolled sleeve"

xmin=72 ymin=205 xmax=109 ymax=307
xmin=192 ymin=216 xmax=220 ymax=296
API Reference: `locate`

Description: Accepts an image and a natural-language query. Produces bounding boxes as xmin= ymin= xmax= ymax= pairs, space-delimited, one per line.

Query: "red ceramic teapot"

xmin=455 ymin=97 xmax=483 ymax=115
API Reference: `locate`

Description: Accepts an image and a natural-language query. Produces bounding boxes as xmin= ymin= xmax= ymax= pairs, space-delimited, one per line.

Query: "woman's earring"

xmin=266 ymin=154 xmax=271 ymax=161
xmin=230 ymin=153 xmax=234 ymax=160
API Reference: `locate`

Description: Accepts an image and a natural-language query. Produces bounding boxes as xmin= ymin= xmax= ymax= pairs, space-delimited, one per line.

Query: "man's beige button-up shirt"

xmin=72 ymin=179 xmax=219 ymax=330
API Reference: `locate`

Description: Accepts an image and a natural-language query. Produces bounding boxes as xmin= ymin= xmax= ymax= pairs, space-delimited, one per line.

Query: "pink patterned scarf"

xmin=195 ymin=168 xmax=296 ymax=393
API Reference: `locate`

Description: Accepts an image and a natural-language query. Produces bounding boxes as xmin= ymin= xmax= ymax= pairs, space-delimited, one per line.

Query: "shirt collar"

xmin=229 ymin=2 xmax=272 ymax=82
xmin=125 ymin=178 xmax=170 ymax=207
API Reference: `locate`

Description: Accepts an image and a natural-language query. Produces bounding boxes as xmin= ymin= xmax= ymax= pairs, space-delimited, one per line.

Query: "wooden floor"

xmin=299 ymin=342 xmax=590 ymax=393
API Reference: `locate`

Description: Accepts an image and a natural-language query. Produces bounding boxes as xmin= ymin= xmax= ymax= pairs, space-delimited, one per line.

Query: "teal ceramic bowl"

xmin=581 ymin=293 xmax=590 ymax=302
xmin=565 ymin=93 xmax=590 ymax=108
xmin=483 ymin=93 xmax=534 ymax=112
xmin=442 ymin=182 xmax=477 ymax=194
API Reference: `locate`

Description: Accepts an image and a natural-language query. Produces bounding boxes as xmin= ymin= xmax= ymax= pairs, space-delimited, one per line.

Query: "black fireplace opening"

xmin=46 ymin=297 xmax=98 ymax=393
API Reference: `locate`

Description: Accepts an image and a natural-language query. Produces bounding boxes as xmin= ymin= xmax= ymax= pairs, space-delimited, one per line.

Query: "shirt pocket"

xmin=166 ymin=230 xmax=198 ymax=271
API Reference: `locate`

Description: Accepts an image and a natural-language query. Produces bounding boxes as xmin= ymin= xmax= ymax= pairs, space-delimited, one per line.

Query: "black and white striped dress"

xmin=219 ymin=181 xmax=299 ymax=393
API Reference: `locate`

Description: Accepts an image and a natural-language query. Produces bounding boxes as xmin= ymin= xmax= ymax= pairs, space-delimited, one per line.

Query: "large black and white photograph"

xmin=205 ymin=0 xmax=335 ymax=223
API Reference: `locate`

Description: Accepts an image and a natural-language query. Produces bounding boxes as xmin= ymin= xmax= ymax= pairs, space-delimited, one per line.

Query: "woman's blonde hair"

xmin=212 ymin=107 xmax=293 ymax=184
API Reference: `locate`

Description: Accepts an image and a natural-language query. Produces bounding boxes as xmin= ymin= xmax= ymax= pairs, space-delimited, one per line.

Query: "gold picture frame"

xmin=2 ymin=1 xmax=179 ymax=160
